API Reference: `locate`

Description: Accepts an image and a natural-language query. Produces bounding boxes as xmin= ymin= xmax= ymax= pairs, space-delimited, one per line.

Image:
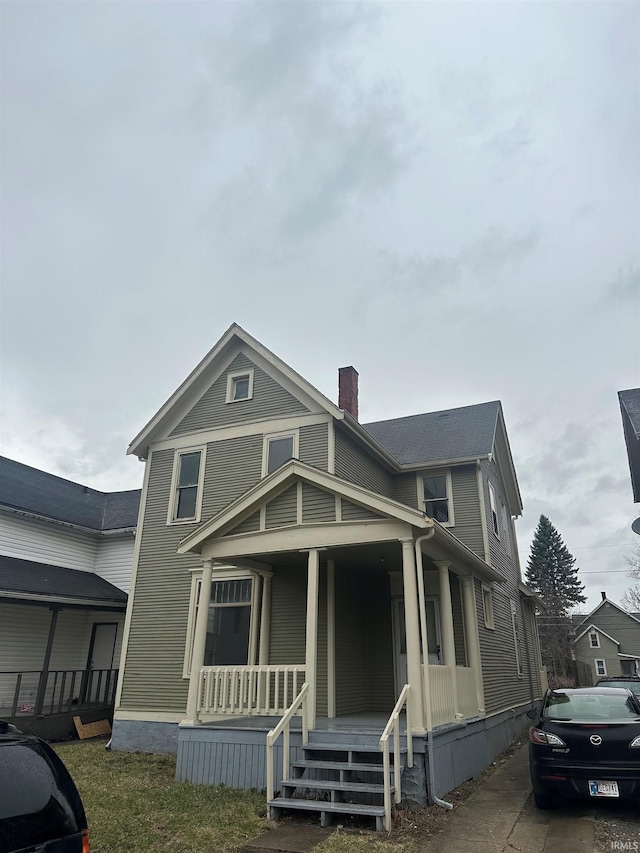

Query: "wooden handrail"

xmin=265 ymin=682 xmax=309 ymax=805
xmin=379 ymin=684 xmax=413 ymax=832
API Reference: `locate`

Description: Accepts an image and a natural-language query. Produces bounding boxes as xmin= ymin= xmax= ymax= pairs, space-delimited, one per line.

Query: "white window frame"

xmin=482 ymin=584 xmax=495 ymax=630
xmin=183 ymin=568 xmax=260 ymax=677
xmin=225 ymin=368 xmax=255 ymax=404
xmin=595 ymin=659 xmax=607 ymax=676
xmin=418 ymin=469 xmax=455 ymax=527
xmin=262 ymin=429 xmax=299 ymax=477
xmin=500 ymin=500 xmax=511 ymax=554
xmin=589 ymin=630 xmax=600 ymax=648
xmin=511 ymin=599 xmax=522 ymax=677
xmin=488 ymin=482 xmax=499 ymax=538
xmin=167 ymin=445 xmax=206 ymax=525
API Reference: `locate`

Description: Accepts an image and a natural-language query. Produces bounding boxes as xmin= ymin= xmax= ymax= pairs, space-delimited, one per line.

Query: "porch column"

xmin=401 ymin=539 xmax=425 ymax=730
xmin=305 ymin=549 xmax=320 ymax=729
xmin=258 ymin=572 xmax=273 ymax=665
xmin=327 ymin=560 xmax=336 ymax=718
xmin=435 ymin=561 xmax=460 ymax=717
xmin=184 ymin=558 xmax=213 ymax=725
xmin=35 ymin=607 xmax=60 ymax=715
xmin=460 ymin=575 xmax=485 ymax=714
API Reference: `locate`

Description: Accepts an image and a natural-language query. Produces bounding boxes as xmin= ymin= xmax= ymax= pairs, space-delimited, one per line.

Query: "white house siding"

xmin=0 ymin=512 xmax=97 ymax=572
xmin=94 ymin=534 xmax=135 ymax=592
xmin=0 ymin=602 xmax=124 ymax=708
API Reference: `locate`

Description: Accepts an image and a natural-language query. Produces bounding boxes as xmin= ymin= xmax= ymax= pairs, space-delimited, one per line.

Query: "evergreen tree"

xmin=526 ymin=515 xmax=586 ymax=616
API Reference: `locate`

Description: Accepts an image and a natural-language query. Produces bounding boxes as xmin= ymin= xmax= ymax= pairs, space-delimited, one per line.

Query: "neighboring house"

xmin=0 ymin=456 xmax=140 ymax=737
xmin=619 ymin=388 xmax=640 ymax=504
xmin=112 ymin=323 xmax=544 ymax=825
xmin=573 ymin=592 xmax=640 ymax=680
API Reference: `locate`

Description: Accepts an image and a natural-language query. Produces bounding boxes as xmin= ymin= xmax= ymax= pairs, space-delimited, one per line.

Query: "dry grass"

xmin=54 ymin=739 xmax=269 ymax=853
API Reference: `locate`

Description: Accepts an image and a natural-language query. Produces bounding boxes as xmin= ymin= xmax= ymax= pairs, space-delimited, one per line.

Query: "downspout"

xmin=415 ymin=530 xmax=453 ymax=811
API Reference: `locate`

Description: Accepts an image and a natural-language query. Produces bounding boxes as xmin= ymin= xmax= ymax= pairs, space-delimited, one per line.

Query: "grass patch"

xmin=54 ymin=739 xmax=269 ymax=853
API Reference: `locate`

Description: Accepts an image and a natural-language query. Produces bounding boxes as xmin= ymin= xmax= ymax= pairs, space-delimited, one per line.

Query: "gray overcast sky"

xmin=1 ymin=1 xmax=639 ymax=611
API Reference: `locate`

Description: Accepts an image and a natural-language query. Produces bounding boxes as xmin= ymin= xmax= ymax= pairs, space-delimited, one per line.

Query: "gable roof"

xmin=576 ymin=596 xmax=640 ymax=629
xmin=128 ymin=324 xmax=347 ymax=460
xmin=619 ymin=389 xmax=640 ymax=503
xmin=573 ymin=623 xmax=620 ymax=647
xmin=364 ymin=401 xmax=500 ymax=466
xmin=0 ymin=456 xmax=140 ymax=532
xmin=0 ymin=555 xmax=127 ymax=608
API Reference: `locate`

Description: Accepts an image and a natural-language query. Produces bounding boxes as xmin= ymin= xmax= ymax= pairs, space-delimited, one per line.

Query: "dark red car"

xmin=528 ymin=687 xmax=640 ymax=809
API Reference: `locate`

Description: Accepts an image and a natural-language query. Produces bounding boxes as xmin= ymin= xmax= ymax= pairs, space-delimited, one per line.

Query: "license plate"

xmin=589 ymin=780 xmax=619 ymax=797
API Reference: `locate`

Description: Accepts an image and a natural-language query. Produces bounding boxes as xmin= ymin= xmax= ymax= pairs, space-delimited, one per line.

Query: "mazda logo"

xmin=590 ymin=735 xmax=603 ymax=746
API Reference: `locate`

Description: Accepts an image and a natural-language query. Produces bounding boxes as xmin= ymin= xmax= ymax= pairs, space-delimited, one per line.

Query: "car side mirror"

xmin=526 ymin=708 xmax=538 ymax=719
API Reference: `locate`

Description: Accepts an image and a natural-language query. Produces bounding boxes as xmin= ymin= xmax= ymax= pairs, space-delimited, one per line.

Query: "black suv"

xmin=0 ymin=721 xmax=89 ymax=853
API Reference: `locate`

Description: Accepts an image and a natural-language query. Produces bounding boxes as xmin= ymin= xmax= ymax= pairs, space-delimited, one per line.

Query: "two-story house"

xmin=112 ymin=323 xmax=544 ymax=829
xmin=573 ymin=592 xmax=640 ymax=680
xmin=0 ymin=456 xmax=140 ymax=739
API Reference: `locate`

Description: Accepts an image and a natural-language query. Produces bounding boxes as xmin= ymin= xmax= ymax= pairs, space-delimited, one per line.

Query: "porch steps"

xmin=268 ymin=739 xmax=406 ymax=832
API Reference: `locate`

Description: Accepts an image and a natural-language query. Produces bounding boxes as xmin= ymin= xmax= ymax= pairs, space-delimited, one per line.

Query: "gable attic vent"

xmin=338 ymin=366 xmax=359 ymax=421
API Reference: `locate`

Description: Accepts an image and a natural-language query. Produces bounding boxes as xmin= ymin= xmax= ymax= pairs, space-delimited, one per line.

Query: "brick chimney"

xmin=601 ymin=591 xmax=607 ymax=601
xmin=338 ymin=366 xmax=359 ymax=420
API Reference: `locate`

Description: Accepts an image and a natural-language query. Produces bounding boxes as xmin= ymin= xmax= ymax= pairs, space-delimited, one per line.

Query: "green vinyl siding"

xmin=119 ymin=449 xmax=197 ymax=712
xmin=341 ymin=501 xmax=380 ymax=521
xmin=299 ymin=423 xmax=329 ymax=471
xmin=170 ymin=353 xmax=309 ymax=436
xmin=334 ymin=428 xmax=393 ymax=497
xmin=481 ymin=459 xmax=518 ymax=582
xmin=226 ymin=511 xmax=260 ymax=536
xmin=450 ymin=574 xmax=467 ymax=666
xmin=450 ymin=465 xmax=484 ymax=558
xmin=265 ymin=485 xmax=297 ymax=529
xmin=302 ymin=484 xmax=335 ymax=524
xmin=392 ymin=473 xmax=419 ymax=509
xmin=201 ymin=434 xmax=263 ymax=518
xmin=578 ymin=604 xmax=640 ymax=659
xmin=573 ymin=631 xmax=620 ymax=678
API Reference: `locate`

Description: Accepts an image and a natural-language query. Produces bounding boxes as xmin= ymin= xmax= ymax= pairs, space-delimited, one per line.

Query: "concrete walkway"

xmin=242 ymin=744 xmax=596 ymax=853
xmin=422 ymin=744 xmax=594 ymax=853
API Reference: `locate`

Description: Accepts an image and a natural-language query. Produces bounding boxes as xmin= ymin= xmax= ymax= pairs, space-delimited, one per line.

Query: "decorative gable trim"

xmin=573 ymin=623 xmax=620 ymax=647
xmin=575 ymin=598 xmax=640 ymax=629
xmin=177 ymin=459 xmax=430 ymax=555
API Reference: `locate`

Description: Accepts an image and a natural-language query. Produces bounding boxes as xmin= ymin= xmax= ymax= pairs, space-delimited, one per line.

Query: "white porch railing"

xmin=379 ymin=683 xmax=413 ymax=832
xmin=266 ymin=682 xmax=310 ymax=805
xmin=198 ymin=665 xmax=306 ymax=717
xmin=426 ymin=664 xmax=479 ymax=727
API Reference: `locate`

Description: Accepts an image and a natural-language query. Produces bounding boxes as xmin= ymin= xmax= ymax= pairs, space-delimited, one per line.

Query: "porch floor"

xmin=198 ymin=712 xmax=401 ymax=734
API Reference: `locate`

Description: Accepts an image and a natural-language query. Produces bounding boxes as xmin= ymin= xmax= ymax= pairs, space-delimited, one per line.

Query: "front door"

xmin=394 ymin=598 xmax=442 ymax=694
xmin=83 ymin=622 xmax=118 ymax=702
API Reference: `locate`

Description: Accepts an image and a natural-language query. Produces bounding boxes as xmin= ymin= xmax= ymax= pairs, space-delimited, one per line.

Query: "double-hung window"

xmin=595 ymin=659 xmax=607 ymax=676
xmin=488 ymin=483 xmax=499 ymax=537
xmin=482 ymin=585 xmax=495 ymax=629
xmin=589 ymin=630 xmax=600 ymax=648
xmin=169 ymin=448 xmax=205 ymax=524
xmin=226 ymin=368 xmax=254 ymax=403
xmin=511 ymin=600 xmax=522 ymax=676
xmin=263 ymin=431 xmax=298 ymax=476
xmin=422 ymin=474 xmax=451 ymax=524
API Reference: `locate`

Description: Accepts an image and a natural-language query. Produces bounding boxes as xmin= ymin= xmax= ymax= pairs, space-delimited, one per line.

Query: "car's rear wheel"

xmin=533 ymin=790 xmax=553 ymax=809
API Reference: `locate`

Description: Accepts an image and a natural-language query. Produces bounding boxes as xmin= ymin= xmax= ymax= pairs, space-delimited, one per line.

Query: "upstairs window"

xmin=488 ymin=483 xmax=499 ymax=537
xmin=226 ymin=368 xmax=254 ymax=403
xmin=423 ymin=475 xmax=450 ymax=523
xmin=589 ymin=630 xmax=600 ymax=648
xmin=263 ymin=431 xmax=298 ymax=476
xmin=169 ymin=448 xmax=205 ymax=523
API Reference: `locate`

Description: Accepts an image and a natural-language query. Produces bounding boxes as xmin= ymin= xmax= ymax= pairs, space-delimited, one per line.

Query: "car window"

xmin=0 ymin=738 xmax=84 ymax=852
xmin=598 ymin=681 xmax=640 ymax=694
xmin=545 ymin=692 xmax=640 ymax=721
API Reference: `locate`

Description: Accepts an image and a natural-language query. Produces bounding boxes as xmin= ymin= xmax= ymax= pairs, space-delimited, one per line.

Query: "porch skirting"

xmin=143 ymin=703 xmax=533 ymax=804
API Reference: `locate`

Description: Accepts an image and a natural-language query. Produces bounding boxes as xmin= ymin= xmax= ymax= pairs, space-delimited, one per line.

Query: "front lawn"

xmin=54 ymin=739 xmax=269 ymax=853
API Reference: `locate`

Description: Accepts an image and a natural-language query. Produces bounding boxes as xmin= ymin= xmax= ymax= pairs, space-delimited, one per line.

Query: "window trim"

xmin=167 ymin=446 xmax=206 ymax=525
xmin=418 ymin=469 xmax=455 ymax=527
xmin=262 ymin=429 xmax=299 ymax=477
xmin=183 ymin=568 xmax=260 ymax=677
xmin=225 ymin=368 xmax=255 ymax=404
xmin=589 ymin=630 xmax=600 ymax=649
xmin=482 ymin=584 xmax=495 ymax=630
xmin=595 ymin=659 xmax=607 ymax=677
xmin=488 ymin=482 xmax=499 ymax=538
xmin=499 ymin=500 xmax=511 ymax=554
